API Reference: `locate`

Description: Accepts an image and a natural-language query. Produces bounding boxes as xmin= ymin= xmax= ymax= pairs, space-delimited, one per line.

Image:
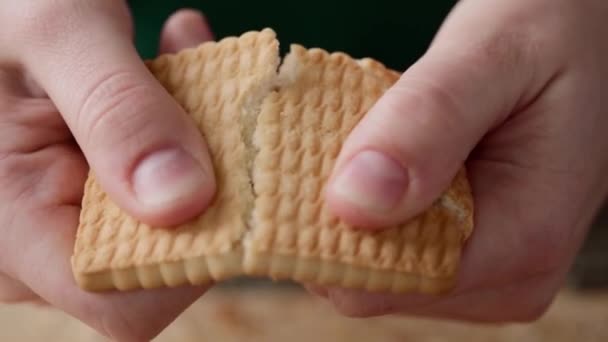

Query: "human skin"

xmin=322 ymin=0 xmax=608 ymax=322
xmin=0 ymin=3 xmax=216 ymax=341
xmin=0 ymin=0 xmax=607 ymax=341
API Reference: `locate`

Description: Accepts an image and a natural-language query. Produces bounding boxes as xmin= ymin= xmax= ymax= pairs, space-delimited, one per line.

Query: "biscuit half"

xmin=244 ymin=44 xmax=473 ymax=293
xmin=72 ymin=29 xmax=280 ymax=291
xmin=71 ymin=28 xmax=474 ymax=294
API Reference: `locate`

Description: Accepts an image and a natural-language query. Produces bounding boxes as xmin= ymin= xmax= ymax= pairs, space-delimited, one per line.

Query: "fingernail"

xmin=331 ymin=150 xmax=407 ymax=214
xmin=132 ymin=148 xmax=209 ymax=209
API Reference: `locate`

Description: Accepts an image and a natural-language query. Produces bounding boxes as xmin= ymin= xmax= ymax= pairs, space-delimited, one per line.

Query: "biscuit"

xmin=71 ymin=28 xmax=474 ymax=294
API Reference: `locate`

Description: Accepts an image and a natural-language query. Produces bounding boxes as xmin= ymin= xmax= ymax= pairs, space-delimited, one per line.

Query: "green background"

xmin=128 ymin=0 xmax=456 ymax=70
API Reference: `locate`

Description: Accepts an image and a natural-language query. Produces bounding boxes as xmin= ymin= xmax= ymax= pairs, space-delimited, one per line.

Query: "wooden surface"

xmin=1 ymin=287 xmax=607 ymax=341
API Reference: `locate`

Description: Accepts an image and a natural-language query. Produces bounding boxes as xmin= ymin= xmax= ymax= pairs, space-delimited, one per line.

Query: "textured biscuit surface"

xmin=244 ymin=45 xmax=473 ymax=293
xmin=72 ymin=29 xmax=280 ymax=290
xmin=71 ymin=29 xmax=474 ymax=293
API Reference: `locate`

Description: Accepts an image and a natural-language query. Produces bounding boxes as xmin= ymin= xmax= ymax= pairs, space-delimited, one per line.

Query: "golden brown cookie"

xmin=71 ymin=28 xmax=474 ymax=294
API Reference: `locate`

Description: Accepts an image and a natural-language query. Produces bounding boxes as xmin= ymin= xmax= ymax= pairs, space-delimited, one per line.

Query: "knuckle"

xmin=98 ymin=306 xmax=160 ymax=342
xmin=0 ymin=152 xmax=19 ymax=180
xmin=477 ymin=31 xmax=529 ymax=73
xmin=379 ymin=77 xmax=466 ymax=171
xmin=17 ymin=0 xmax=80 ymax=41
xmin=467 ymin=26 xmax=545 ymax=81
xmin=498 ymin=266 xmax=562 ymax=323
xmin=329 ymin=291 xmax=394 ymax=318
xmin=0 ymin=277 xmax=37 ymax=304
xmin=12 ymin=1 xmax=131 ymax=57
xmin=467 ymin=277 xmax=559 ymax=323
xmin=77 ymin=71 xmax=157 ymax=151
xmin=393 ymin=79 xmax=463 ymax=134
xmin=332 ymin=300 xmax=372 ymax=318
xmin=516 ymin=301 xmax=553 ymax=322
xmin=509 ymin=288 xmax=556 ymax=323
xmin=483 ymin=297 xmax=552 ymax=323
xmin=0 ymin=94 xmax=15 ymax=117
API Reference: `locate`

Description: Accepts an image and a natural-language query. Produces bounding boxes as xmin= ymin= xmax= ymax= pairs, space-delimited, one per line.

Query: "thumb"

xmin=22 ymin=3 xmax=215 ymax=226
xmin=326 ymin=0 xmax=539 ymax=228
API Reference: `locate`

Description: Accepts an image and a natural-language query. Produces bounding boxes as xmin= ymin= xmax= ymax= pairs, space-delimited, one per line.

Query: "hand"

xmin=323 ymin=0 xmax=608 ymax=321
xmin=0 ymin=3 xmax=216 ymax=341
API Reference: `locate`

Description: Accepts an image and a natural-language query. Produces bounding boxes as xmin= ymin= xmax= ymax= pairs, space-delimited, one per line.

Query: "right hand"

xmin=322 ymin=0 xmax=608 ymax=323
xmin=0 ymin=3 xmax=216 ymax=341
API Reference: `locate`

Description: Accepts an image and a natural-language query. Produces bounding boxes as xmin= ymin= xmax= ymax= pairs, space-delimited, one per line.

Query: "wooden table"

xmin=1 ymin=287 xmax=607 ymax=341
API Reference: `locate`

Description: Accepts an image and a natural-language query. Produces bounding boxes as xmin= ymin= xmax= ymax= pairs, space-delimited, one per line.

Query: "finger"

xmin=299 ymin=144 xmax=577 ymax=322
xmin=159 ymin=9 xmax=214 ymax=54
xmin=0 ymin=96 xmax=69 ymax=156
xmin=5 ymin=200 xmax=207 ymax=342
xmin=20 ymin=2 xmax=216 ymax=227
xmin=0 ymin=69 xmax=28 ymax=96
xmin=325 ymin=0 xmax=554 ymax=229
xmin=0 ymin=141 xmax=201 ymax=340
xmin=319 ymin=169 xmax=571 ymax=321
xmin=303 ymin=284 xmax=328 ymax=298
xmin=323 ymin=270 xmax=562 ymax=322
xmin=0 ymin=273 xmax=40 ymax=303
xmin=0 ymin=68 xmax=44 ymax=99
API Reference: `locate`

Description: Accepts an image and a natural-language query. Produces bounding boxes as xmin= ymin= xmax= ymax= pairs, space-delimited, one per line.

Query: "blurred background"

xmin=2 ymin=1 xmax=606 ymax=340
